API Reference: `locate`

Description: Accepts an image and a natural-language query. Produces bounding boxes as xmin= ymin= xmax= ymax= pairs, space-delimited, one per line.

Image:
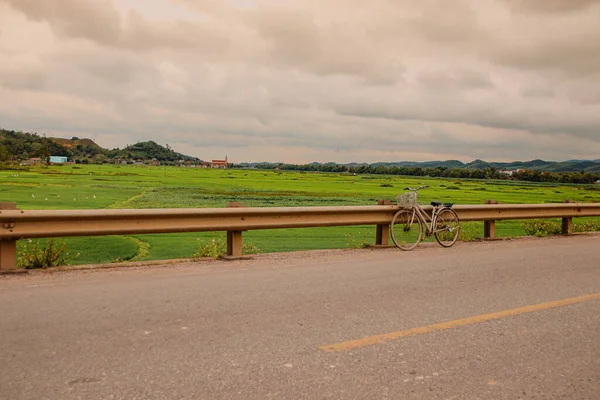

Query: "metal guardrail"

xmin=1 ymin=201 xmax=599 ymax=271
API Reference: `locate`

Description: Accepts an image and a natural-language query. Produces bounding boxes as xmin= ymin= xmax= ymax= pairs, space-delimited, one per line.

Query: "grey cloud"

xmin=494 ymin=39 xmax=600 ymax=77
xmin=4 ymin=0 xmax=234 ymax=55
xmin=334 ymin=89 xmax=600 ymax=142
xmin=405 ymin=0 xmax=490 ymax=44
xmin=502 ymin=0 xmax=598 ymax=13
xmin=247 ymin=6 xmax=405 ymax=83
xmin=120 ymin=13 xmax=235 ymax=54
xmin=485 ymin=1 xmax=600 ymax=78
xmin=252 ymin=8 xmax=321 ymax=67
xmin=53 ymin=48 xmax=142 ymax=85
xmin=0 ymin=66 xmax=47 ymax=90
xmin=417 ymin=69 xmax=494 ymax=91
xmin=520 ymin=86 xmax=555 ymax=98
xmin=562 ymin=74 xmax=600 ymax=105
xmin=5 ymin=0 xmax=122 ymax=44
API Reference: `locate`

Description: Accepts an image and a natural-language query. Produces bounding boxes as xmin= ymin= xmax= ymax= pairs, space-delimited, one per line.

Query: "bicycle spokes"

xmin=391 ymin=209 xmax=422 ymax=250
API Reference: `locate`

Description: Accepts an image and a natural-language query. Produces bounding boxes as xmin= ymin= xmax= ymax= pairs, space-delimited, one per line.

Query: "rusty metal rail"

xmin=1 ymin=202 xmax=599 ymax=271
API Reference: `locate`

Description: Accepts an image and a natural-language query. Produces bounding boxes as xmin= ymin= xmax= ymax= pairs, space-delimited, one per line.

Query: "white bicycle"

xmin=391 ymin=186 xmax=461 ymax=251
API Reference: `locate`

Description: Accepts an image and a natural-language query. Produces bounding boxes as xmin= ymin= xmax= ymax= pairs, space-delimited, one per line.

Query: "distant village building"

xmin=211 ymin=156 xmax=229 ymax=169
xmin=499 ymin=169 xmax=522 ymax=176
xmin=50 ymin=156 xmax=68 ymax=164
xmin=28 ymin=157 xmax=42 ymax=164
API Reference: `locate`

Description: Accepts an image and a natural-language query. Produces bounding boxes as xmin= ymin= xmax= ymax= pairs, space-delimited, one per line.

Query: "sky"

xmin=1 ymin=0 xmax=599 ymax=164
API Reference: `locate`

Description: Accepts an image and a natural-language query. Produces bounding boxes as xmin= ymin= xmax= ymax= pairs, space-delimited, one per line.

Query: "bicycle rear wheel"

xmin=391 ymin=209 xmax=423 ymax=251
xmin=433 ymin=208 xmax=460 ymax=247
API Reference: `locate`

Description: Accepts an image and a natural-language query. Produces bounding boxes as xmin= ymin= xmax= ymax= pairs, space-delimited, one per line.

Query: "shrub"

xmin=241 ymin=241 xmax=261 ymax=255
xmin=345 ymin=232 xmax=369 ymax=249
xmin=458 ymin=222 xmax=481 ymax=241
xmin=521 ymin=219 xmax=600 ymax=236
xmin=446 ymin=186 xmax=460 ymax=190
xmin=194 ymin=234 xmax=261 ymax=259
xmin=194 ymin=236 xmax=226 ymax=258
xmin=521 ymin=220 xmax=561 ymax=237
xmin=379 ymin=183 xmax=393 ymax=187
xmin=17 ymin=239 xmax=79 ymax=269
xmin=573 ymin=220 xmax=600 ymax=233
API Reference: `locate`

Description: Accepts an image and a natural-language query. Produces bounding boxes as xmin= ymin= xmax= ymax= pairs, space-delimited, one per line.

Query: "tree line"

xmin=242 ymin=163 xmax=599 ymax=185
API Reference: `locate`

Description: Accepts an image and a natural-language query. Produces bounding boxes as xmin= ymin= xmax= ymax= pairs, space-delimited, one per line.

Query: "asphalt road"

xmin=1 ymin=235 xmax=599 ymax=399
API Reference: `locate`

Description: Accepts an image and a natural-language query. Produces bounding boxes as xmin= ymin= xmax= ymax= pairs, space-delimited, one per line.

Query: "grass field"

xmin=2 ymin=164 xmax=599 ymax=265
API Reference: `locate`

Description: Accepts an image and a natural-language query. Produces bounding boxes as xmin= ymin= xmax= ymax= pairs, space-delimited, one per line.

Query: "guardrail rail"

xmin=1 ymin=201 xmax=599 ymax=271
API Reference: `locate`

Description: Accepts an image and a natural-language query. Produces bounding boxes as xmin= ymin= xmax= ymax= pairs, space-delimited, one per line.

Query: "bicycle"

xmin=391 ymin=185 xmax=461 ymax=250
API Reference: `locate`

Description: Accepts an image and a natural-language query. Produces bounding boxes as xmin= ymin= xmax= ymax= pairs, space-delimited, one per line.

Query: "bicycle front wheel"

xmin=433 ymin=208 xmax=460 ymax=247
xmin=391 ymin=209 xmax=423 ymax=251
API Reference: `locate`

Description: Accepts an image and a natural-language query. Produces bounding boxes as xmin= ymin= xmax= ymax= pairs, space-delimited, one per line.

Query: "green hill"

xmin=108 ymin=141 xmax=200 ymax=163
xmin=0 ymin=128 xmax=201 ymax=164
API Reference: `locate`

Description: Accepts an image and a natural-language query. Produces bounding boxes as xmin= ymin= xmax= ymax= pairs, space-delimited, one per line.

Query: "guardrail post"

xmin=375 ymin=200 xmax=391 ymax=246
xmin=0 ymin=202 xmax=18 ymax=271
xmin=562 ymin=200 xmax=573 ymax=235
xmin=483 ymin=200 xmax=497 ymax=239
xmin=226 ymin=202 xmax=244 ymax=257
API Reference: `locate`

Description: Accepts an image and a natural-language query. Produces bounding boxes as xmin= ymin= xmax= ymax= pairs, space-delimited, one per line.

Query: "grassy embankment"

xmin=1 ymin=164 xmax=599 ymax=265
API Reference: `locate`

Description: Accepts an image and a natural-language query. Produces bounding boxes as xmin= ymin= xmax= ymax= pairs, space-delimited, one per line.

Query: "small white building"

xmin=50 ymin=156 xmax=68 ymax=163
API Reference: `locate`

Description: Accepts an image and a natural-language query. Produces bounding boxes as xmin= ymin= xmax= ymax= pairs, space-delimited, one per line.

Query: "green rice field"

xmin=2 ymin=164 xmax=599 ymax=265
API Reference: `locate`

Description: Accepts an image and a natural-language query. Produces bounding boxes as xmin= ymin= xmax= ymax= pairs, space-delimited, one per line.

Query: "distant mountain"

xmin=238 ymin=158 xmax=600 ymax=174
xmin=372 ymin=160 xmax=466 ymax=169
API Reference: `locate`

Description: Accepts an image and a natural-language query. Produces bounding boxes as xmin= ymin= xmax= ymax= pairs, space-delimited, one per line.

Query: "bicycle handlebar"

xmin=403 ymin=185 xmax=429 ymax=191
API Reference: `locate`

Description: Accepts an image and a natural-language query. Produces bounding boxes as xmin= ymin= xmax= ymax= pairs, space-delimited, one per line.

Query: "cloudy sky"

xmin=1 ymin=0 xmax=599 ymax=163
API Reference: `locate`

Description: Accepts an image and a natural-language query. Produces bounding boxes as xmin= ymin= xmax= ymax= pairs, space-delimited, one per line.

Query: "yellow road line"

xmin=319 ymin=292 xmax=600 ymax=353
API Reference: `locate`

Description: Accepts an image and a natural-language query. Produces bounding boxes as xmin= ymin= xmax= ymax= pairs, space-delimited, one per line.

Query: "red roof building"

xmin=211 ymin=156 xmax=228 ymax=169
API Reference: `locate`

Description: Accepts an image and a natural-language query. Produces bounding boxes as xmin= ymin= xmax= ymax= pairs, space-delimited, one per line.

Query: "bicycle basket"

xmin=397 ymin=191 xmax=418 ymax=207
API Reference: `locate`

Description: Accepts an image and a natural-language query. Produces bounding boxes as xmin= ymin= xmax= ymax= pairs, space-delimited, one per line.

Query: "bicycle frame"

xmin=404 ymin=204 xmax=445 ymax=237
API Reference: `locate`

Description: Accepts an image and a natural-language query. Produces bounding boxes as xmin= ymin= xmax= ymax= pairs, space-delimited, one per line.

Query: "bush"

xmin=573 ymin=220 xmax=600 ymax=233
xmin=379 ymin=183 xmax=393 ymax=187
xmin=345 ymin=231 xmax=369 ymax=248
xmin=521 ymin=219 xmax=600 ymax=236
xmin=194 ymin=234 xmax=261 ymax=259
xmin=458 ymin=222 xmax=481 ymax=241
xmin=17 ymin=239 xmax=78 ymax=269
xmin=194 ymin=236 xmax=226 ymax=258
xmin=521 ymin=220 xmax=561 ymax=237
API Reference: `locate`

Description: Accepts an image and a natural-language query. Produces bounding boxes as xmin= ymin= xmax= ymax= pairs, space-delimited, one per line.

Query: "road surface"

xmin=1 ymin=235 xmax=599 ymax=399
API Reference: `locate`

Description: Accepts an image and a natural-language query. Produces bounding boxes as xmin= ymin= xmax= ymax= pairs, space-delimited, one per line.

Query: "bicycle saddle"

xmin=430 ymin=201 xmax=442 ymax=207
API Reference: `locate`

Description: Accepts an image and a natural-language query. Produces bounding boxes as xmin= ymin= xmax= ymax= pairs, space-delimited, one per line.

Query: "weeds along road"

xmin=1 ymin=235 xmax=599 ymax=399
